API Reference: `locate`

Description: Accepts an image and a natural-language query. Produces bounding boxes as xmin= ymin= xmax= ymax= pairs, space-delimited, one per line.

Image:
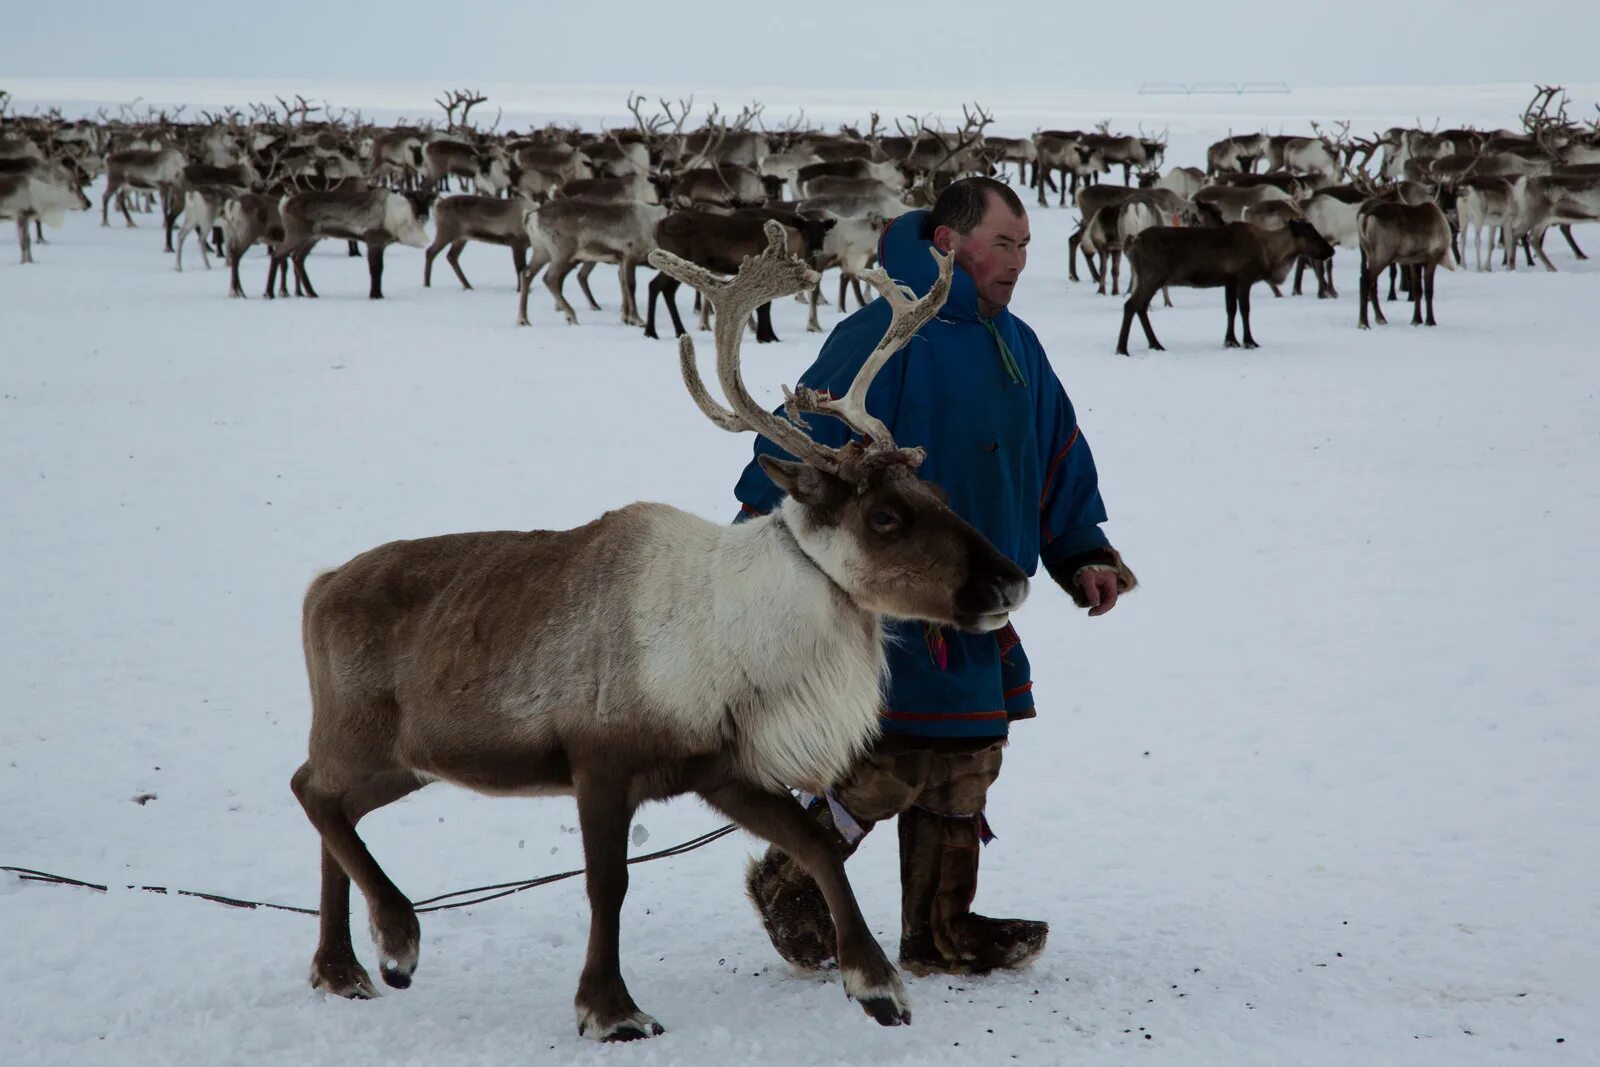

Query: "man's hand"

xmin=1076 ymin=566 xmax=1120 ymax=617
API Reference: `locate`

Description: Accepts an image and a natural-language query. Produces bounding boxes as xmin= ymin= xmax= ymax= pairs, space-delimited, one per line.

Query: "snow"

xmin=3 ymin=83 xmax=1599 ymax=1066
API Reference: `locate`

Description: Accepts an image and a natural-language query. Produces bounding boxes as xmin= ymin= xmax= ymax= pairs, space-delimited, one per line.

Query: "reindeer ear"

xmin=758 ymin=455 xmax=835 ymax=507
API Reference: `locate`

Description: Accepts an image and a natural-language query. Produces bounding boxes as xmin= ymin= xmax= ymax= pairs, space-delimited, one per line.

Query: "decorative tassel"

xmin=979 ymin=812 xmax=996 ymax=845
xmin=925 ymin=622 xmax=949 ymax=670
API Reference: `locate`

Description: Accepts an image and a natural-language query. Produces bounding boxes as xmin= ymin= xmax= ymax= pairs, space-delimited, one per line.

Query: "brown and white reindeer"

xmin=220 ymin=192 xmax=289 ymax=298
xmin=101 ymin=143 xmax=185 ymax=237
xmin=1503 ymin=173 xmax=1600 ymax=271
xmin=1206 ymin=132 xmax=1269 ymax=175
xmin=1032 ymin=131 xmax=1104 ymax=207
xmin=0 ymin=171 xmax=92 ymax=263
xmin=515 ymin=196 xmax=667 ymax=327
xmin=173 ymin=185 xmax=233 ymax=271
xmin=291 ymin=223 xmax=1028 ymax=1040
xmin=1357 ymin=197 xmax=1454 ymax=328
xmin=422 ymin=194 xmax=533 ymax=289
xmin=270 ymin=188 xmax=434 ymax=299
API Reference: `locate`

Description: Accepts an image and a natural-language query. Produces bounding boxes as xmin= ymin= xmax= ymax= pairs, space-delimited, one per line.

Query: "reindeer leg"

xmin=576 ymin=261 xmax=602 ymax=311
xmin=619 ymin=259 xmax=644 ymax=326
xmin=1325 ymin=252 xmax=1339 ymax=298
xmin=348 ymin=240 xmax=361 ymax=259
xmin=100 ymin=179 xmax=117 ymax=226
xmin=755 ymin=302 xmax=779 ymax=343
xmin=1533 ymin=227 xmax=1558 ymax=272
xmin=808 ymin=282 xmax=823 ymax=333
xmin=1239 ymin=282 xmax=1258 ymax=348
xmin=516 ymin=246 xmax=550 ymax=326
xmin=1223 ymin=281 xmax=1240 ymax=348
xmin=228 ymin=247 xmax=246 ymax=298
xmin=366 ymin=240 xmax=387 ymax=299
xmin=643 ymin=273 xmax=668 ymax=338
xmin=291 ymin=763 xmax=428 ymax=996
xmin=1423 ymin=262 xmax=1438 ymax=326
xmin=511 ymin=243 xmax=528 ymax=287
xmin=573 ymin=776 xmax=663 ymax=1042
xmin=698 ymin=781 xmax=910 ymax=1028
xmin=119 ymin=189 xmax=137 ymax=228
xmin=422 ymin=234 xmax=446 ymax=287
xmin=33 ymin=216 xmax=46 ymax=244
xmin=163 ymin=197 xmax=181 ymax=253
xmin=1293 ymin=257 xmax=1306 ymax=296
xmin=446 ymin=239 xmax=472 ymax=290
xmin=18 ymin=215 xmax=31 ymax=265
xmin=1110 ymin=250 xmax=1121 ymax=295
xmin=1560 ymin=223 xmax=1586 ymax=260
xmin=1410 ymin=266 xmax=1424 ymax=325
xmin=545 ymin=258 xmax=580 ymax=324
xmin=1358 ymin=253 xmax=1371 ymax=329
xmin=1386 ymin=263 xmax=1397 ymax=302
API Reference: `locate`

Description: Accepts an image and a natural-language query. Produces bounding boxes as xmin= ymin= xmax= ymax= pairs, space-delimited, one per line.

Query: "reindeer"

xmin=1456 ymin=176 xmax=1516 ymax=270
xmin=173 ymin=186 xmax=234 ymax=271
xmin=555 ymin=174 xmax=664 ymax=205
xmin=1079 ymin=133 xmax=1149 ymax=185
xmin=797 ymin=159 xmax=906 ymax=192
xmin=101 ymin=144 xmax=185 ymax=239
xmin=1032 ymin=132 xmax=1104 ymax=206
xmin=422 ymin=140 xmax=512 ymax=195
xmin=1206 ymin=133 xmax=1269 ymax=175
xmin=221 ymin=193 xmax=289 ymax=298
xmin=271 ymin=188 xmax=433 ymax=300
xmin=0 ymin=172 xmax=91 ymax=263
xmin=290 ymin=224 xmax=1023 ymax=1040
xmin=1192 ymin=182 xmax=1293 ymax=223
xmin=645 ymin=210 xmax=815 ymax=342
xmin=515 ymin=197 xmax=666 ymax=327
xmin=984 ymin=136 xmax=1037 ymax=184
xmin=1357 ymin=199 xmax=1454 ymax=328
xmin=164 ymin=159 xmax=262 ymax=253
xmin=672 ymin=165 xmax=767 ymax=208
xmin=1116 ymin=220 xmax=1334 ymax=354
xmin=1156 ymin=166 xmax=1205 ymax=200
xmin=1503 ymin=173 xmax=1600 ymax=271
xmin=423 ymin=194 xmax=533 ymax=290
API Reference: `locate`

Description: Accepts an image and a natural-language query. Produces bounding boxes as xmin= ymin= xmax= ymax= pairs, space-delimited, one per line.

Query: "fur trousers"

xmin=746 ymin=735 xmax=1048 ymax=975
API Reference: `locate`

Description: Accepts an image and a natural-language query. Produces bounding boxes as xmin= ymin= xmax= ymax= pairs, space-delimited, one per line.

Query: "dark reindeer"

xmin=290 ymin=224 xmax=1030 ymax=1041
xmin=1116 ymin=220 xmax=1334 ymax=354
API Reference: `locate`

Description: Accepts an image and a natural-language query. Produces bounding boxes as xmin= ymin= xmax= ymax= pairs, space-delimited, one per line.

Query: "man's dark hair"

xmin=928 ymin=177 xmax=1026 ymax=236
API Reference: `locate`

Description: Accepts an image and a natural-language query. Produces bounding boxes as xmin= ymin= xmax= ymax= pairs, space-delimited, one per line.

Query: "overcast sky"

xmin=4 ymin=0 xmax=1597 ymax=92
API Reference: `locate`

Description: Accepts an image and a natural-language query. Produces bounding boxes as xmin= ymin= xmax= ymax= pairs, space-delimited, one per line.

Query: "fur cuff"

xmin=1058 ymin=548 xmax=1138 ymax=609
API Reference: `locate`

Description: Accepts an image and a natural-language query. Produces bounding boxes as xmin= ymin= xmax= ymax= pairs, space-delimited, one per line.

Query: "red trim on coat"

xmin=881 ymin=709 xmax=1010 ymax=723
xmin=740 ymin=502 xmax=768 ymax=517
xmin=1003 ymin=682 xmax=1034 ymax=700
xmin=1038 ymin=425 xmax=1081 ymax=510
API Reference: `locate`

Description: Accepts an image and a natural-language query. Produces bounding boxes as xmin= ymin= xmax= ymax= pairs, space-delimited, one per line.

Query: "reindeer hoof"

xmin=577 ymin=1008 xmax=665 ymax=1042
xmin=310 ymin=956 xmax=378 ymax=1000
xmin=1244 ymin=341 xmax=1259 ymax=349
xmin=1224 ymin=338 xmax=1240 ymax=349
xmin=843 ymin=965 xmax=911 ymax=1027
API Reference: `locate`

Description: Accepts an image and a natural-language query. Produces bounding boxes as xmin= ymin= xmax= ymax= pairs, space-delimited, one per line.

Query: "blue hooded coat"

xmin=734 ymin=210 xmax=1111 ymax=738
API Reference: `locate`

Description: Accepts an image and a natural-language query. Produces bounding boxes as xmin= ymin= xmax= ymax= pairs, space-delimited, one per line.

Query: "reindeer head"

xmin=649 ymin=223 xmax=1029 ymax=633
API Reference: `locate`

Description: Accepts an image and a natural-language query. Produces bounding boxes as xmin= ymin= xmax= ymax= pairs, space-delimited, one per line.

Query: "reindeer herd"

xmin=2 ymin=85 xmax=1598 ymax=352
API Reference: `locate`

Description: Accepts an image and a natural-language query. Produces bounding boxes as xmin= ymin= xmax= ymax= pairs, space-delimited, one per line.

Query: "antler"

xmin=649 ymin=222 xmax=953 ymax=474
xmin=784 ymin=249 xmax=955 ymax=454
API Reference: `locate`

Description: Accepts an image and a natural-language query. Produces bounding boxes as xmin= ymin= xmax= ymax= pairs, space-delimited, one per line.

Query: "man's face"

xmin=933 ymin=193 xmax=1030 ymax=316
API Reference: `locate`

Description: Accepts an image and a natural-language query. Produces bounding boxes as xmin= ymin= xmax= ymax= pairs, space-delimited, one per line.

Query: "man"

xmin=734 ymin=176 xmax=1136 ymax=977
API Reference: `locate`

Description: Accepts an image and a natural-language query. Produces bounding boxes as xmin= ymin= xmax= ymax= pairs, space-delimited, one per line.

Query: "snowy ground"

xmin=4 ymin=86 xmax=1600 ymax=1066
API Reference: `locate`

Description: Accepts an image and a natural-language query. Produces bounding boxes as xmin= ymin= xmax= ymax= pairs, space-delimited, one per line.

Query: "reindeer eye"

xmin=869 ymin=509 xmax=902 ymax=534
